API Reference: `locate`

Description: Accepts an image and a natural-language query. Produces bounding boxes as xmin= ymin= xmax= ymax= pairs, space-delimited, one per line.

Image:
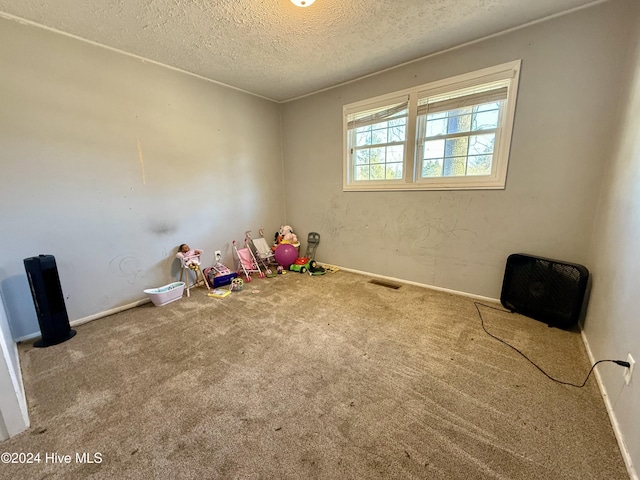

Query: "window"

xmin=343 ymin=61 xmax=521 ymax=191
xmin=348 ymin=99 xmax=408 ymax=182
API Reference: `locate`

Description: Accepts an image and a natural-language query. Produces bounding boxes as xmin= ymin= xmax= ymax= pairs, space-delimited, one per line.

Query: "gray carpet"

xmin=0 ymin=270 xmax=629 ymax=479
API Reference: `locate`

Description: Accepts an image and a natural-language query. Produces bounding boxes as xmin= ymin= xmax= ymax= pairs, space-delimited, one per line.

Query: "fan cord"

xmin=474 ymin=302 xmax=630 ymax=388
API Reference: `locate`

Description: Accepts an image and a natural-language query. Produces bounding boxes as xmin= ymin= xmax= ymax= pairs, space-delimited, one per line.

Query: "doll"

xmin=176 ymin=244 xmax=203 ymax=270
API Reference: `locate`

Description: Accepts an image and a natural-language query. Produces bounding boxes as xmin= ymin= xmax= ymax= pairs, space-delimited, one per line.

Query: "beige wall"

xmin=0 ymin=17 xmax=285 ymax=339
xmin=282 ymin=0 xmax=635 ymax=299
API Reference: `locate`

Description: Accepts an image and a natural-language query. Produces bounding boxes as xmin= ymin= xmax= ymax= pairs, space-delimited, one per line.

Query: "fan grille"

xmin=500 ymin=254 xmax=589 ymax=329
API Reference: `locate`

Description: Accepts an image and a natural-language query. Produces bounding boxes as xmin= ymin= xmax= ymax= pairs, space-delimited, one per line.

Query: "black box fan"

xmin=500 ymin=254 xmax=589 ymax=329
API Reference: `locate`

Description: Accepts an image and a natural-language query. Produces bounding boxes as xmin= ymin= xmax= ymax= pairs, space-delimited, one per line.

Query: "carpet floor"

xmin=0 ymin=270 xmax=629 ymax=479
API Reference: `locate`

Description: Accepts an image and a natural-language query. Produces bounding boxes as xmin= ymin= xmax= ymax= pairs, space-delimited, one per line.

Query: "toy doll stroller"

xmin=246 ymin=229 xmax=277 ymax=276
xmin=233 ymin=237 xmax=264 ymax=282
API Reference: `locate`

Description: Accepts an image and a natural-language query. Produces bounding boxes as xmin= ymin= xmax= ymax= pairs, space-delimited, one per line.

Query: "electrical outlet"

xmin=214 ymin=250 xmax=222 ymax=262
xmin=624 ymin=354 xmax=635 ymax=386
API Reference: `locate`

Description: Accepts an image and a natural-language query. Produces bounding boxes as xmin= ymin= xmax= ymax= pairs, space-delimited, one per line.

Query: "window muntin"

xmin=343 ymin=61 xmax=520 ymax=191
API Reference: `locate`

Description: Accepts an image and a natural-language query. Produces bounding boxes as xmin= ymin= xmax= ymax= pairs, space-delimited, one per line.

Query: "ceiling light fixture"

xmin=290 ymin=0 xmax=315 ymax=7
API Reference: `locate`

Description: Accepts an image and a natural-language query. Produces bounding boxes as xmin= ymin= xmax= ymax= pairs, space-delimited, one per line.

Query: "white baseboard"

xmin=15 ymin=297 xmax=151 ymax=343
xmin=69 ymin=298 xmax=151 ymax=328
xmin=332 ymin=264 xmax=500 ymax=303
xmin=581 ymin=331 xmax=638 ymax=480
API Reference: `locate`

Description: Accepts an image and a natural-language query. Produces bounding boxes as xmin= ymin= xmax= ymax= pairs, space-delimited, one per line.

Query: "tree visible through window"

xmin=343 ymin=61 xmax=520 ymax=191
xmin=419 ymin=96 xmax=503 ymax=178
xmin=349 ymin=102 xmax=408 ymax=181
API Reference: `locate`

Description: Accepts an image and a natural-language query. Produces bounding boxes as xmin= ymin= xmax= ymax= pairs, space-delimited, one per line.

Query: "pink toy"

xmin=274 ymin=243 xmax=298 ymax=268
xmin=176 ymin=244 xmax=203 ymax=268
xmin=233 ymin=237 xmax=264 ymax=282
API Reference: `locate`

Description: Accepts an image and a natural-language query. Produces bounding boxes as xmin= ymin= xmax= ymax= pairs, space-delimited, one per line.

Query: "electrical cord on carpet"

xmin=473 ymin=302 xmax=630 ymax=388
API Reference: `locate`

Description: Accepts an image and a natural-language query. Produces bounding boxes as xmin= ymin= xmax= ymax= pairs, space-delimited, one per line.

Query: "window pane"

xmin=355 ymin=165 xmax=370 ymax=181
xmin=355 ymin=149 xmax=369 ymax=165
xmin=372 ymin=121 xmax=390 ymax=131
xmin=449 ymin=106 xmax=473 ymax=116
xmin=424 ymin=139 xmax=445 ymax=159
xmin=371 ymin=128 xmax=386 ymax=145
xmin=475 ymin=101 xmax=501 ymax=113
xmin=444 ymin=137 xmax=469 ymax=158
xmin=348 ymin=106 xmax=408 ymax=182
xmin=419 ymin=128 xmax=496 ymax=180
xmin=370 ymin=147 xmax=385 ymax=164
xmin=387 ymin=145 xmax=404 ymax=163
xmin=422 ymin=159 xmax=443 ymax=177
xmin=386 ymin=162 xmax=403 ymax=179
xmin=356 ymin=130 xmax=371 ymax=146
xmin=446 ymin=112 xmax=472 ymax=135
xmin=389 ymin=118 xmax=407 ymax=127
xmin=389 ymin=125 xmax=406 ymax=142
xmin=468 ymin=134 xmax=495 ymax=155
xmin=426 ymin=114 xmax=447 ymax=137
xmin=472 ymin=106 xmax=499 ymax=131
xmin=443 ymin=156 xmax=467 ymax=176
xmin=352 ymin=143 xmax=405 ymax=181
xmin=467 ymin=155 xmax=492 ymax=176
xmin=370 ymin=164 xmax=385 ymax=180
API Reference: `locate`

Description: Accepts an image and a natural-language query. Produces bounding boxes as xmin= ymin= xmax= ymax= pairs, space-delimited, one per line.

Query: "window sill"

xmin=343 ymin=178 xmax=507 ymax=192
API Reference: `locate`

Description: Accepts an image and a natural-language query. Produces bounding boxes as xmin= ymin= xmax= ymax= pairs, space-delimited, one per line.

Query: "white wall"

xmin=0 ymin=17 xmax=285 ymax=340
xmin=584 ymin=1 xmax=640 ymax=475
xmin=281 ymin=0 xmax=636 ymax=299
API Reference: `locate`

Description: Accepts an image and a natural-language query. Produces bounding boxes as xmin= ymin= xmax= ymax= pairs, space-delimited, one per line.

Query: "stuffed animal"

xmin=276 ymin=225 xmax=298 ymax=245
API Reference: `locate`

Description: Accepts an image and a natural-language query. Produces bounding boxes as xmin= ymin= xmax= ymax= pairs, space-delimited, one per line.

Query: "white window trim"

xmin=343 ymin=60 xmax=521 ymax=192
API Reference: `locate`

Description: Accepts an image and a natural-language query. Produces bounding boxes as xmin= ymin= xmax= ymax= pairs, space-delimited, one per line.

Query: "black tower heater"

xmin=500 ymin=253 xmax=589 ymax=330
xmin=24 ymin=255 xmax=76 ymax=347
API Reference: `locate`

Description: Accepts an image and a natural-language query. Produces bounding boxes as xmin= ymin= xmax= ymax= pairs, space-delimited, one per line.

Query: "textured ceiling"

xmin=0 ymin=0 xmax=600 ymax=102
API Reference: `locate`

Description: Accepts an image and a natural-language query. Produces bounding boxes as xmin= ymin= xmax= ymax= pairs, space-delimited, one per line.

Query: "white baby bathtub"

xmin=143 ymin=282 xmax=185 ymax=306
